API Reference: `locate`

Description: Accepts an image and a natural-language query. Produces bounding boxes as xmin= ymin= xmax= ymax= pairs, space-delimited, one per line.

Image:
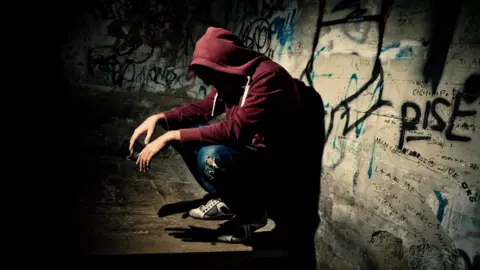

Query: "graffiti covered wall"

xmin=63 ymin=0 xmax=480 ymax=268
xmin=62 ymin=0 xmax=301 ymax=98
xmin=298 ymin=0 xmax=480 ymax=268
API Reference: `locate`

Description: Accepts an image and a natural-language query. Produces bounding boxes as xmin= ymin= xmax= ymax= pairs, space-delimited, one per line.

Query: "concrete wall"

xmin=63 ymin=0 xmax=480 ymax=268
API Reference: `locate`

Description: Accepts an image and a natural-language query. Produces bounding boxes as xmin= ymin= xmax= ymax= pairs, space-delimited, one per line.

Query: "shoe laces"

xmin=200 ymin=198 xmax=220 ymax=213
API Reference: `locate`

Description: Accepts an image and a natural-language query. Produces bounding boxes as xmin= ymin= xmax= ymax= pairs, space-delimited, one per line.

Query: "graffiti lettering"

xmin=398 ymin=92 xmax=476 ymax=149
xmin=374 ymin=165 xmax=426 ymax=202
xmin=460 ymin=182 xmax=477 ymax=202
xmin=412 ymin=88 xmax=449 ymax=97
xmin=441 ymin=156 xmax=479 ymax=171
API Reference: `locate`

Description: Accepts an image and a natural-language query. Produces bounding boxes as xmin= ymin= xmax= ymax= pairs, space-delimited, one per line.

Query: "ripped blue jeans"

xmin=183 ymin=144 xmax=241 ymax=195
xmin=172 ymin=125 xmax=271 ymax=219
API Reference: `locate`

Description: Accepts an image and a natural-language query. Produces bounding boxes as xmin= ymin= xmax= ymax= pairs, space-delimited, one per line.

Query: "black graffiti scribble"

xmin=87 ymin=45 xmax=154 ymax=87
xmin=89 ymin=0 xmax=188 ymax=47
xmin=242 ymin=18 xmax=275 ymax=58
xmin=184 ymin=1 xmax=295 ymax=59
xmin=299 ymin=0 xmax=326 ymax=89
xmin=87 ymin=0 xmax=298 ymax=89
xmin=240 ymin=4 xmax=296 ymax=59
xmin=87 ymin=45 xmax=186 ymax=90
xmin=301 ymin=0 xmax=394 ymax=146
xmin=85 ymin=0 xmax=197 ymax=89
xmin=147 ymin=66 xmax=185 ymax=89
xmin=331 ymin=0 xmax=371 ymax=43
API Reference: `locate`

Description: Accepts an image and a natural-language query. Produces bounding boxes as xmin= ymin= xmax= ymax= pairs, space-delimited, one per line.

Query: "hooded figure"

xmin=131 ymin=27 xmax=308 ymax=244
xmin=162 ymin=27 xmax=302 ymax=150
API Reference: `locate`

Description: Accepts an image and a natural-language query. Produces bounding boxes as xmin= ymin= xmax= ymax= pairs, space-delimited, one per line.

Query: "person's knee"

xmin=197 ymin=145 xmax=231 ymax=181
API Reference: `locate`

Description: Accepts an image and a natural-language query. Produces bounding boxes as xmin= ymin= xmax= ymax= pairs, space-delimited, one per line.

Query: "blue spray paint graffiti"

xmin=367 ymin=138 xmax=376 ymax=179
xmin=299 ymin=45 xmax=333 ymax=85
xmin=332 ymin=74 xmax=357 ymax=149
xmin=241 ymin=7 xmax=297 ymax=61
xmin=310 ymin=46 xmax=333 ymax=80
xmin=354 ymin=80 xmax=382 ymax=138
xmin=381 ymin=42 xmax=414 ymax=59
xmin=395 ymin=47 xmax=413 ymax=59
xmin=198 ymin=85 xmax=207 ymax=98
xmin=332 ymin=73 xmax=382 ymax=149
xmin=434 ymin=190 xmax=447 ymax=224
xmin=381 ymin=42 xmax=400 ymax=52
xmin=271 ymin=9 xmax=296 ymax=59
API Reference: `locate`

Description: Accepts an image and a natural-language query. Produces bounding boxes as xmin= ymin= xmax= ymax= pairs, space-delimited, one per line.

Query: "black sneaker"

xmin=216 ymin=214 xmax=268 ymax=243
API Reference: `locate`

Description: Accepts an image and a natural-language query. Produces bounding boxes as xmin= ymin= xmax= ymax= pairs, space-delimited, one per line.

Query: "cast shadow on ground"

xmin=158 ymin=194 xmax=284 ymax=250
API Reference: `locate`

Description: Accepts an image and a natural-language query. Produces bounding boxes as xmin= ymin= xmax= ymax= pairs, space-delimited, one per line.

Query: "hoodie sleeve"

xmin=162 ymin=89 xmax=224 ymax=130
xmin=178 ymin=71 xmax=282 ymax=145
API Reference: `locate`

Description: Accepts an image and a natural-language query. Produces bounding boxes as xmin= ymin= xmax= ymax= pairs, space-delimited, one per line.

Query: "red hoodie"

xmin=163 ymin=27 xmax=301 ymax=150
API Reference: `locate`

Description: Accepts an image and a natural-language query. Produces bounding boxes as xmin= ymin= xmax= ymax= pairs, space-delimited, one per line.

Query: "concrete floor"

xmin=62 ymin=89 xmax=287 ymax=268
xmin=65 ymin=148 xmax=280 ymax=256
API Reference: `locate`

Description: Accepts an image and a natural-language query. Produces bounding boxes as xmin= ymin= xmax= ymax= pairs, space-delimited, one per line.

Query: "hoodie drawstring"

xmin=211 ymin=92 xmax=218 ymax=116
xmin=211 ymin=75 xmax=251 ymax=116
xmin=240 ymin=76 xmax=251 ymax=107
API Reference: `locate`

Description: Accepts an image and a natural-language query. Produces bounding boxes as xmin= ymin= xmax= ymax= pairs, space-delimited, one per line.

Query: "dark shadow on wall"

xmin=289 ymin=79 xmax=326 ymax=269
xmin=463 ymin=73 xmax=480 ymax=104
xmin=423 ymin=0 xmax=463 ymax=95
xmin=300 ymin=0 xmax=326 ymax=88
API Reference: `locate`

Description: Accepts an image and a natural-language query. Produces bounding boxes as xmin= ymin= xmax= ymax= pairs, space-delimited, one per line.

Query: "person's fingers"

xmin=146 ymin=152 xmax=154 ymax=170
xmin=140 ymin=148 xmax=152 ymax=171
xmin=129 ymin=130 xmax=141 ymax=153
xmin=136 ymin=149 xmax=144 ymax=166
xmin=144 ymin=128 xmax=153 ymax=145
xmin=143 ymin=151 xmax=150 ymax=171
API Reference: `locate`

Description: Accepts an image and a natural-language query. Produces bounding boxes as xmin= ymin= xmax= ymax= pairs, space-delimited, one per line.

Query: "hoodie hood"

xmin=190 ymin=27 xmax=268 ymax=77
xmin=190 ymin=27 xmax=269 ymax=115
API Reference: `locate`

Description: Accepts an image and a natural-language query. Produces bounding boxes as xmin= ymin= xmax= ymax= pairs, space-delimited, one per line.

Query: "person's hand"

xmin=129 ymin=114 xmax=164 ymax=153
xmin=136 ymin=131 xmax=180 ymax=171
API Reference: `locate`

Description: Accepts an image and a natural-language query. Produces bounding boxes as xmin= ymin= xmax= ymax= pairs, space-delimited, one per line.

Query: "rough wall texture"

xmin=63 ymin=0 xmax=480 ymax=269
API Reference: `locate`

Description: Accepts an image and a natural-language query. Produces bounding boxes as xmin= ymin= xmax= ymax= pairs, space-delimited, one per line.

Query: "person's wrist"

xmin=165 ymin=130 xmax=181 ymax=142
xmin=151 ymin=113 xmax=165 ymax=122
